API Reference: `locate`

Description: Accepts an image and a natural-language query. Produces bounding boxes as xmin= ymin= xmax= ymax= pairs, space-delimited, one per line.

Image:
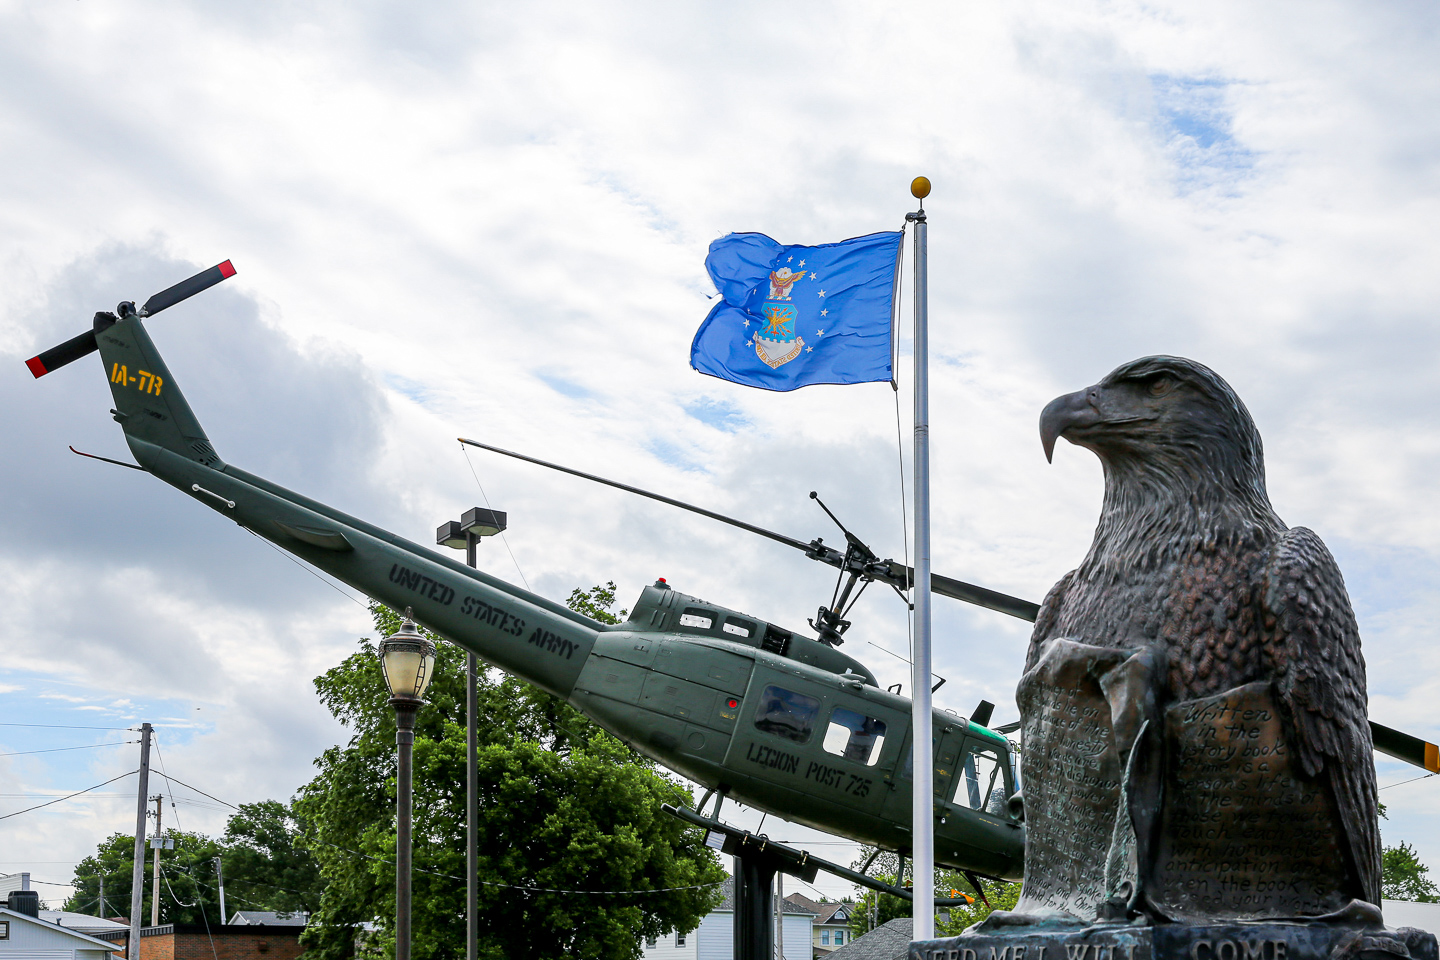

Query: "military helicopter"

xmin=27 ymin=264 xmax=1439 ymax=898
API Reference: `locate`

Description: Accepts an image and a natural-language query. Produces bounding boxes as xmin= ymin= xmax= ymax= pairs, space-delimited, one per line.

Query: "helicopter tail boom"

xmin=93 ymin=314 xmax=604 ymax=700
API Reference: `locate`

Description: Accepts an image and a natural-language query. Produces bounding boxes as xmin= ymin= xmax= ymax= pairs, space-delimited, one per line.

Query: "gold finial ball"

xmin=911 ymin=176 xmax=931 ymax=200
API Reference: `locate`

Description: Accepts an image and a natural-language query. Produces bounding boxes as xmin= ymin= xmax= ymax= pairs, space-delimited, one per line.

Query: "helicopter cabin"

xmin=570 ymin=582 xmax=1024 ymax=880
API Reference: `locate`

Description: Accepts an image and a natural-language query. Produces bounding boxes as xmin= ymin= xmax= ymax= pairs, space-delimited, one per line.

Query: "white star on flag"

xmin=798 ymin=260 xmax=806 ymax=267
xmin=818 ymin=290 xmax=825 ymax=297
xmin=821 ymin=308 xmax=828 ymax=316
xmin=817 ymin=330 xmax=825 ymax=336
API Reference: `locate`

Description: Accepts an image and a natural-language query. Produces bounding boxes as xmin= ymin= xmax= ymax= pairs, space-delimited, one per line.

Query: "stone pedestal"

xmin=910 ymin=921 xmax=1438 ymax=960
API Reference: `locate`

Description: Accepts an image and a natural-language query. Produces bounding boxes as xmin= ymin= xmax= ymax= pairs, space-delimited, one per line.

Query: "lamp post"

xmin=378 ymin=610 xmax=436 ymax=960
xmin=435 ymin=507 xmax=507 ymax=960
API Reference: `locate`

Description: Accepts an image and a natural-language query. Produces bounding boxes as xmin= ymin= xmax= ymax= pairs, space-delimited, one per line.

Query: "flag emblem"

xmin=691 ymin=231 xmax=902 ymax=391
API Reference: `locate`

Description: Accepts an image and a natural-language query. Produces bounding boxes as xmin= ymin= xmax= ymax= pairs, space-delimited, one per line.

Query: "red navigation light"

xmin=727 ymin=699 xmax=738 ymax=709
xmin=658 ymin=577 xmax=666 ymax=583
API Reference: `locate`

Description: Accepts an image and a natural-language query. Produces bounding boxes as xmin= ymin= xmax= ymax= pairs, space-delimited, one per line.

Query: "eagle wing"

xmin=1025 ymin=569 xmax=1075 ymax=672
xmin=1263 ymin=526 xmax=1381 ymax=905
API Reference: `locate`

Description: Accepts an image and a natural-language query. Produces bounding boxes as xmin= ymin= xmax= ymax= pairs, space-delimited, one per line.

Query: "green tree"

xmin=220 ymin=799 xmax=323 ymax=917
xmin=65 ymin=829 xmax=225 ymax=924
xmin=1382 ymin=842 xmax=1440 ymax=903
xmin=294 ymin=591 xmax=724 ymax=960
xmin=847 ymin=847 xmax=1020 ymax=937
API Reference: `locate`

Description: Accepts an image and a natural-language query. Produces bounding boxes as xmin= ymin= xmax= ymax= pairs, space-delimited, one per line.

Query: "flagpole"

xmin=907 ymin=176 xmax=934 ymax=942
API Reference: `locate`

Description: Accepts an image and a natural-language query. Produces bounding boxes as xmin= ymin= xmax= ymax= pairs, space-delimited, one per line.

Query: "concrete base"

xmin=910 ymin=920 xmax=1438 ymax=960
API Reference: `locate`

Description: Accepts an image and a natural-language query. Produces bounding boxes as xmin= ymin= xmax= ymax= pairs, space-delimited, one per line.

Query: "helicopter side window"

xmin=753 ymin=685 xmax=821 ymax=744
xmin=822 ymin=707 xmax=887 ymax=766
xmin=954 ymin=743 xmax=1007 ymax=813
xmin=679 ymin=608 xmax=714 ymax=630
xmin=722 ymin=617 xmax=754 ymax=638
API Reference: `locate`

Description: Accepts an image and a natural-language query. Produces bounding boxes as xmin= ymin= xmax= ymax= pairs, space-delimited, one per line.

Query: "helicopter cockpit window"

xmin=722 ymin=617 xmax=755 ymax=638
xmin=753 ymin=685 xmax=821 ymax=744
xmin=679 ymin=608 xmax=714 ymax=630
xmin=822 ymin=707 xmax=887 ymax=766
xmin=954 ymin=742 xmax=1007 ymax=814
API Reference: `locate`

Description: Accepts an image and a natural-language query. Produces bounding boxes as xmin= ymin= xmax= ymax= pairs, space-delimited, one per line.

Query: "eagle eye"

xmin=1147 ymin=376 xmax=1175 ymax=397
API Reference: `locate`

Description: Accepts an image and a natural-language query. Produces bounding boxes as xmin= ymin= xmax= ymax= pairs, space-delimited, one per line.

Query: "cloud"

xmin=1 ymin=0 xmax=1438 ymax=896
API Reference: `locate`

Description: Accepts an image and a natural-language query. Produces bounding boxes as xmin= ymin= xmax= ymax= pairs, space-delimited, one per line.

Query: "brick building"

xmin=94 ymin=923 xmax=303 ymax=960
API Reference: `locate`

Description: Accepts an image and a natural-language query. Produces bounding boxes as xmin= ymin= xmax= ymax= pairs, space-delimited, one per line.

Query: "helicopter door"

xmin=881 ymin=721 xmax=964 ymax=828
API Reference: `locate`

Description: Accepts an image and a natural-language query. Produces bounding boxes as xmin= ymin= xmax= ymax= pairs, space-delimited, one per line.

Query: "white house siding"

xmin=0 ymin=908 xmax=121 ymax=960
xmin=641 ymin=925 xmax=699 ymax=960
xmin=696 ymin=911 xmax=731 ymax=960
xmin=684 ymin=912 xmax=812 ymax=960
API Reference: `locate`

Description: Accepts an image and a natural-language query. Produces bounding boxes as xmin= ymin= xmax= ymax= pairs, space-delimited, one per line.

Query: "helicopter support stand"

xmin=663 ymin=804 xmax=980 ymax=960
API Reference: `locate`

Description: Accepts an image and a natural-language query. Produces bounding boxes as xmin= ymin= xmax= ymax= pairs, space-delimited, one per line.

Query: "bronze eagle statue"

xmin=1018 ymin=356 xmax=1380 ymax=924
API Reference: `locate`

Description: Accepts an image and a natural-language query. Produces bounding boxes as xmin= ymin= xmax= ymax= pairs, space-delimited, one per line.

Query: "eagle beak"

xmin=1040 ymin=387 xmax=1101 ymax=463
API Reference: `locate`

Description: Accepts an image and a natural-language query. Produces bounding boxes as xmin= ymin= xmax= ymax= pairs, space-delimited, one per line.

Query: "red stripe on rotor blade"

xmin=25 ymin=356 xmax=48 ymax=378
xmin=217 ymin=260 xmax=235 ymax=279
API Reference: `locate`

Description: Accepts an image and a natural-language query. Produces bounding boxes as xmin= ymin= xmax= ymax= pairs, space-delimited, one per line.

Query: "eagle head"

xmin=1040 ymin=356 xmax=1271 ymax=509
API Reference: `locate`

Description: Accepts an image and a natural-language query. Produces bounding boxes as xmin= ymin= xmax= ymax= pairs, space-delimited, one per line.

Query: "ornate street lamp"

xmin=378 ymin=609 xmax=435 ymax=960
xmin=435 ymin=507 xmax=506 ymax=960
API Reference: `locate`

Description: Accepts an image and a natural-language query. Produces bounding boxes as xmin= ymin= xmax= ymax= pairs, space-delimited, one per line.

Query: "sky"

xmin=2 ymin=0 xmax=1438 ymax=909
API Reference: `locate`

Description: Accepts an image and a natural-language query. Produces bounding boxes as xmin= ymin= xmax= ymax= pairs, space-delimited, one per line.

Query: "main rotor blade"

xmin=142 ymin=260 xmax=235 ymax=316
xmin=931 ymin=572 xmax=1041 ymax=622
xmin=460 ymin=438 xmax=1437 ymax=773
xmin=26 ymin=329 xmax=98 ymax=378
xmin=457 ymin=438 xmax=814 ymax=554
xmin=1372 ymin=720 xmax=1440 ymax=774
xmin=459 ymin=437 xmax=1041 ymax=619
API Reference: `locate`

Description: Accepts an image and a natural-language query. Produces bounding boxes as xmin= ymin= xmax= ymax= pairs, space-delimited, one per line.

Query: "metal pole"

xmin=464 ymin=533 xmax=479 ymax=960
xmin=150 ymin=796 xmax=163 ymax=927
xmin=99 ymin=874 xmax=106 ymax=919
xmin=733 ymin=854 xmax=775 ymax=960
xmin=129 ymin=723 xmax=152 ymax=960
xmin=774 ymin=871 xmax=784 ymax=960
xmin=394 ymin=699 xmax=419 ymax=960
xmin=908 ymin=190 xmax=935 ymax=941
xmin=214 ymin=858 xmax=227 ymax=925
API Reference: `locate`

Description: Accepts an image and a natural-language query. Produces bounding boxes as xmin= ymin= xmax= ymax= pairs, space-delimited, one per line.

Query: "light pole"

xmin=436 ymin=507 xmax=507 ymax=960
xmin=378 ymin=610 xmax=436 ymax=960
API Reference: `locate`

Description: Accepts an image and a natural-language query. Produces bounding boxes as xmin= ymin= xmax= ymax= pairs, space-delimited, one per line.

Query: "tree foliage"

xmin=1382 ymin=842 xmax=1440 ymax=903
xmin=293 ymin=591 xmax=724 ymax=960
xmin=846 ymin=847 xmax=1019 ymax=937
xmin=64 ymin=801 xmax=320 ymax=923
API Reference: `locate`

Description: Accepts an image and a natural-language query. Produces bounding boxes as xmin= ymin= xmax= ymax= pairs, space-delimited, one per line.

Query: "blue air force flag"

xmin=690 ymin=231 xmax=902 ymax=391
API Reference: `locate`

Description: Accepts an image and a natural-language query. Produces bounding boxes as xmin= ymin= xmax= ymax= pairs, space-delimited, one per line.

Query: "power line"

xmin=0 ymin=771 xmax=138 ymax=821
xmin=0 ymin=722 xmax=135 ymax=731
xmin=0 ymin=741 xmax=138 ymax=758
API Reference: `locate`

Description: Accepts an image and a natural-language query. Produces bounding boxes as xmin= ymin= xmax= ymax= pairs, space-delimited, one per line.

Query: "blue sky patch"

xmin=683 ymin=397 xmax=749 ymax=433
xmin=1149 ymin=74 xmax=1256 ymax=189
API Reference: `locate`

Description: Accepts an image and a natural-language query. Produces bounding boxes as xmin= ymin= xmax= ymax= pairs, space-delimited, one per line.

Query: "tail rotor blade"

xmin=141 ymin=260 xmax=236 ymax=317
xmin=26 ymin=329 xmax=98 ymax=378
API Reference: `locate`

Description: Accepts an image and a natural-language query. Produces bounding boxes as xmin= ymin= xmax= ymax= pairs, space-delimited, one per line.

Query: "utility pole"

xmin=98 ymin=874 xmax=106 ymax=919
xmin=213 ymin=858 xmax=227 ymax=925
xmin=129 ymin=723 xmax=153 ymax=960
xmin=150 ymin=795 xmax=164 ymax=927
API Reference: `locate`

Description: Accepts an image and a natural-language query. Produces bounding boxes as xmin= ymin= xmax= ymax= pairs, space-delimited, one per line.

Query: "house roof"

xmin=784 ymin=893 xmax=853 ymax=925
xmin=227 ymin=911 xmax=308 ymax=926
xmin=826 ymin=918 xmax=912 ymax=960
xmin=711 ymin=880 xmax=818 ymax=915
xmin=38 ymin=911 xmax=129 ymax=935
xmin=0 ymin=906 xmax=124 ymax=951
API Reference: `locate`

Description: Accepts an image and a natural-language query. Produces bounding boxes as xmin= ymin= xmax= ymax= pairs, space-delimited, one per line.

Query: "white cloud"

xmin=1 ymin=0 xmax=1437 ymax=897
